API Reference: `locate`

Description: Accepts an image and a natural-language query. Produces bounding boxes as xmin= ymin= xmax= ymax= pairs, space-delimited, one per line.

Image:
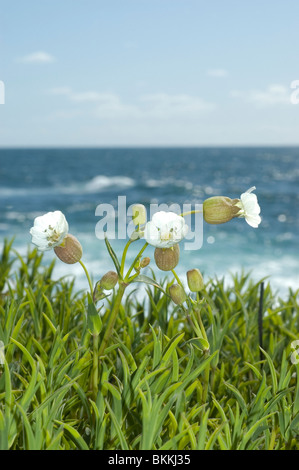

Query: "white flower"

xmin=235 ymin=187 xmax=261 ymax=228
xmin=144 ymin=211 xmax=188 ymax=248
xmin=30 ymin=211 xmax=69 ymax=251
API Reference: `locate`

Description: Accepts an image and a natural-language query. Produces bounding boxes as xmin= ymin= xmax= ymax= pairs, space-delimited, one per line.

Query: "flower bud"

xmin=203 ymin=196 xmax=240 ymax=225
xmin=132 ymin=204 xmax=147 ymax=226
xmin=140 ymin=257 xmax=150 ymax=268
xmin=130 ymin=229 xmax=144 ymax=241
xmin=154 ymin=244 xmax=180 ymax=271
xmin=100 ymin=271 xmax=119 ymax=290
xmin=187 ymin=268 xmax=204 ymax=292
xmin=54 ymin=234 xmax=83 ymax=264
xmin=169 ymin=284 xmax=187 ymax=305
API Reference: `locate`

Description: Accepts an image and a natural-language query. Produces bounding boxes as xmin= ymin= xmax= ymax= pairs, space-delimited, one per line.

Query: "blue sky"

xmin=0 ymin=0 xmax=299 ymax=146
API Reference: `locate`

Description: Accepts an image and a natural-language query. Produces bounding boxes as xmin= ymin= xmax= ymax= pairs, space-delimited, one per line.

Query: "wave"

xmin=84 ymin=175 xmax=135 ymax=192
xmin=0 ymin=175 xmax=137 ymax=198
xmin=0 ymin=174 xmax=197 ymax=198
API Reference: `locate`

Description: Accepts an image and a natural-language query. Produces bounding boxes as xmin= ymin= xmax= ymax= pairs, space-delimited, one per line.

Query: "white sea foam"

xmin=0 ymin=175 xmax=136 ymax=198
xmin=84 ymin=175 xmax=135 ymax=192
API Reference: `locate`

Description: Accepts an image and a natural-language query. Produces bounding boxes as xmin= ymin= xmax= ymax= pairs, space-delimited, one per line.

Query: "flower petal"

xmin=29 ymin=227 xmax=48 ymax=239
xmin=52 ymin=211 xmax=69 ymax=232
xmin=245 ymin=214 xmax=262 ymax=228
xmin=241 ymin=193 xmax=260 ymax=214
xmin=151 ymin=211 xmax=167 ymax=227
xmin=30 ymin=210 xmax=69 ymax=251
xmin=145 ymin=211 xmax=188 ymax=247
xmin=144 ymin=221 xmax=161 ymax=247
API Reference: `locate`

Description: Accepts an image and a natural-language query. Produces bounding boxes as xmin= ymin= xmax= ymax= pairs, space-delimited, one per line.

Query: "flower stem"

xmin=79 ymin=260 xmax=93 ymax=296
xmin=124 ymin=242 xmax=148 ymax=282
xmin=120 ymin=239 xmax=133 ymax=278
xmin=180 ymin=209 xmax=203 ymax=217
xmin=78 ymin=261 xmax=99 ymax=399
xmin=195 ymin=293 xmax=210 ymax=405
xmin=98 ymin=282 xmax=126 ymax=356
xmin=171 ymin=269 xmax=185 ymax=290
xmin=202 ymin=350 xmax=210 ymax=405
xmin=199 ymin=322 xmax=210 ymax=404
xmin=196 ymin=309 xmax=208 ymax=342
xmin=127 ymin=272 xmax=141 ymax=283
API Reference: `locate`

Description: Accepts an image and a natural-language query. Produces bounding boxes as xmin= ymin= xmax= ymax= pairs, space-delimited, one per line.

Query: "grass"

xmin=0 ymin=238 xmax=299 ymax=450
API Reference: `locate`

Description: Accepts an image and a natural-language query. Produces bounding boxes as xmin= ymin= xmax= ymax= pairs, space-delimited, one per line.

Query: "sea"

xmin=0 ymin=147 xmax=298 ymax=297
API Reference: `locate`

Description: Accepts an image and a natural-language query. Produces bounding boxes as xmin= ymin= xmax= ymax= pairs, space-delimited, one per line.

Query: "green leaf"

xmin=10 ymin=338 xmax=39 ymax=413
xmin=260 ymin=347 xmax=278 ymax=395
xmin=54 ymin=421 xmax=89 ymax=450
xmin=105 ymin=401 xmax=129 ymax=450
xmin=239 ymin=412 xmax=277 ymax=449
xmin=130 ymin=275 xmax=167 ymax=294
xmin=161 ymin=332 xmax=185 ymax=364
xmin=183 ymin=337 xmax=210 ymax=352
xmin=87 ymin=294 xmax=102 ymax=336
xmin=104 ymin=235 xmax=121 ymax=275
xmin=197 ymin=409 xmax=209 ymax=450
xmin=224 ymin=382 xmax=248 ymax=414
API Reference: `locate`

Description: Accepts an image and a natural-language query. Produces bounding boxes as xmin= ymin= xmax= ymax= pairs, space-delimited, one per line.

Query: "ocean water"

xmin=0 ymin=147 xmax=298 ymax=296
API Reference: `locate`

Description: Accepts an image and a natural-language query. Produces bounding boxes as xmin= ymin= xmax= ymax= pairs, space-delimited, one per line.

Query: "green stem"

xmin=180 ymin=209 xmax=203 ymax=217
xmin=120 ymin=239 xmax=133 ymax=278
xmin=171 ymin=269 xmax=184 ymax=289
xmin=195 ymin=293 xmax=208 ymax=341
xmin=78 ymin=261 xmax=99 ymax=398
xmin=92 ymin=334 xmax=99 ymax=400
xmin=127 ymin=272 xmax=141 ymax=283
xmin=98 ymin=283 xmax=126 ymax=356
xmin=124 ymin=242 xmax=148 ymax=282
xmin=79 ymin=260 xmax=93 ymax=296
xmin=202 ymin=351 xmax=210 ymax=405
xmin=196 ymin=309 xmax=208 ymax=342
xmin=194 ymin=294 xmax=210 ymax=405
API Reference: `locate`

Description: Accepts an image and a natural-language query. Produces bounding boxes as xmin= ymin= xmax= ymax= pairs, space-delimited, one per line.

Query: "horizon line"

xmin=1 ymin=143 xmax=299 ymax=150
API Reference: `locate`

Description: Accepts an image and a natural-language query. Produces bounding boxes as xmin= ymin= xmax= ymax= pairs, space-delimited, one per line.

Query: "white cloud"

xmin=47 ymin=88 xmax=215 ymax=120
xmin=94 ymin=94 xmax=142 ymax=119
xmin=231 ymin=84 xmax=290 ymax=106
xmin=207 ymin=68 xmax=229 ymax=78
xmin=71 ymin=92 xmax=119 ymax=104
xmin=249 ymin=85 xmax=290 ymax=105
xmin=19 ymin=51 xmax=55 ymax=64
xmin=140 ymin=93 xmax=215 ymax=118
